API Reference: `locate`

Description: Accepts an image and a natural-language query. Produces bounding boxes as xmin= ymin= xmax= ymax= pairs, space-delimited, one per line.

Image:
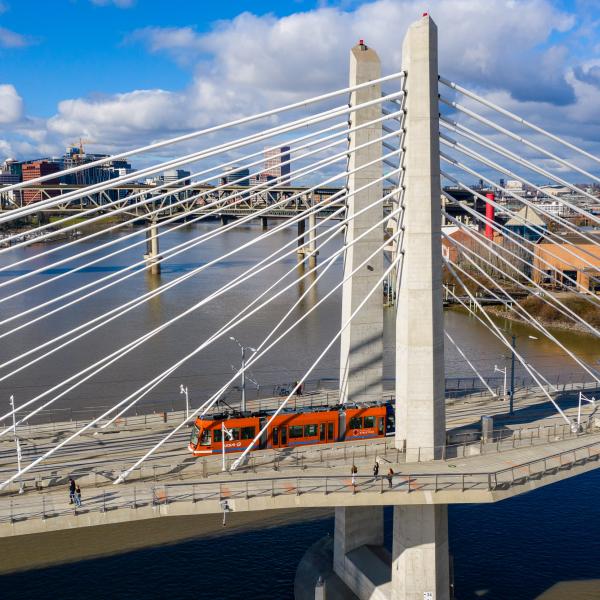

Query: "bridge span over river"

xmin=1 ymin=14 xmax=600 ymax=600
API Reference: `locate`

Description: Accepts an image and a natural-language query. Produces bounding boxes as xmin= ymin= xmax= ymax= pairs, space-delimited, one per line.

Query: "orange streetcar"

xmin=188 ymin=402 xmax=393 ymax=456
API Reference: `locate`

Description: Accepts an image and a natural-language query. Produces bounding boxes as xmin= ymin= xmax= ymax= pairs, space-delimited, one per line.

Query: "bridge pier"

xmin=308 ymin=16 xmax=450 ymax=600
xmin=261 ymin=216 xmax=269 ymax=230
xmin=143 ymin=215 xmax=161 ymax=275
xmin=338 ymin=39 xmax=384 ymax=406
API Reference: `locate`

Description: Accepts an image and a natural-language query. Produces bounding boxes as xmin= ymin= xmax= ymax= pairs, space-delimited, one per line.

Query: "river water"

xmin=0 ymin=221 xmax=598 ymax=598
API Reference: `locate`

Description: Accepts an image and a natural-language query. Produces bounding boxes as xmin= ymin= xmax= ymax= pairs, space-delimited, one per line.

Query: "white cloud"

xmin=0 ymin=26 xmax=32 ymax=48
xmin=90 ymin=0 xmax=135 ymax=7
xmin=0 ymin=84 xmax=22 ymax=123
xmin=6 ymin=0 xmax=600 ymax=172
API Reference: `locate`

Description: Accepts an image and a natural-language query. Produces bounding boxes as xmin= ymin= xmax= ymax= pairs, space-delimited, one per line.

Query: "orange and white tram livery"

xmin=188 ymin=403 xmax=394 ymax=456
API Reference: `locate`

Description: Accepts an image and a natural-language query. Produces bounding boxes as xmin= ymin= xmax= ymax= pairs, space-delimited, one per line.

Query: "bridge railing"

xmin=2 ymin=416 xmax=598 ymax=495
xmin=7 ymin=376 xmax=598 ymax=435
xmin=3 ymin=438 xmax=600 ymax=526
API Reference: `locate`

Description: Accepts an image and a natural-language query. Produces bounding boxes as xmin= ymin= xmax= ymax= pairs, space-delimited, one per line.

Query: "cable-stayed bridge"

xmin=0 ymin=14 xmax=599 ymax=600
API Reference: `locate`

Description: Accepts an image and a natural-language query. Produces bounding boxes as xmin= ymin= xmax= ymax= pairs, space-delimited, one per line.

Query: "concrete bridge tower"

xmin=338 ymin=40 xmax=384 ymax=406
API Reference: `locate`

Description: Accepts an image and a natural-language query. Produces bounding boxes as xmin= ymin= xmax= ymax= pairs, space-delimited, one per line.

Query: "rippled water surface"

xmin=0 ymin=222 xmax=598 ymax=598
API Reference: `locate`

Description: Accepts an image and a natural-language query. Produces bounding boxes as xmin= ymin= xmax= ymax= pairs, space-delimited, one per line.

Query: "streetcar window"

xmin=364 ymin=416 xmax=375 ymax=428
xmin=289 ymin=425 xmax=304 ymax=438
xmin=231 ymin=428 xmax=241 ymax=440
xmin=241 ymin=426 xmax=256 ymax=440
xmin=304 ymin=424 xmax=318 ymax=437
xmin=349 ymin=417 xmax=362 ymax=429
xmin=200 ymin=429 xmax=211 ymax=446
xmin=377 ymin=417 xmax=384 ymax=435
xmin=214 ymin=429 xmax=222 ymax=443
xmin=190 ymin=425 xmax=200 ymax=446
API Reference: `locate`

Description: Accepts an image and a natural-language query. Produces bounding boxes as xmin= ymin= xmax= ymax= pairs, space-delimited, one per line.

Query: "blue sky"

xmin=0 ymin=0 xmax=329 ymax=116
xmin=1 ymin=0 xmax=600 ymax=162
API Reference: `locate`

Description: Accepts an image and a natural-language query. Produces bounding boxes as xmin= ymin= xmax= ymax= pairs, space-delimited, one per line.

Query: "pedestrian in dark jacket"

xmin=373 ymin=461 xmax=379 ymax=480
xmin=387 ymin=468 xmax=394 ymax=489
xmin=69 ymin=478 xmax=76 ymax=504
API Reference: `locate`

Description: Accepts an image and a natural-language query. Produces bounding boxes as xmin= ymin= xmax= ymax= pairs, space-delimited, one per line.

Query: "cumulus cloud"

xmin=7 ymin=0 xmax=600 ymax=168
xmin=0 ymin=84 xmax=22 ymax=123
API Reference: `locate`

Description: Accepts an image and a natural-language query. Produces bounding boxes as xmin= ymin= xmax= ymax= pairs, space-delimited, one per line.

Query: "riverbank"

xmin=484 ymin=293 xmax=600 ymax=335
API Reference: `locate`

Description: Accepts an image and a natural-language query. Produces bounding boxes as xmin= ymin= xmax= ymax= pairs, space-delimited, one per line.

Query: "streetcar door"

xmin=319 ymin=423 xmax=326 ymax=442
xmin=281 ymin=426 xmax=288 ymax=446
xmin=327 ymin=422 xmax=334 ymax=442
xmin=272 ymin=426 xmax=280 ymax=447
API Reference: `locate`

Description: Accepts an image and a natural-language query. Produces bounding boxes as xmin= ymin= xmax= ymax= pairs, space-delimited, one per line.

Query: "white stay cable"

xmin=444 ymin=331 xmax=496 ymax=397
xmin=440 ymin=180 xmax=600 ymax=300
xmin=443 ymin=258 xmax=572 ymax=427
xmin=0 ymin=105 xmax=401 ymax=259
xmin=441 ymin=212 xmax=600 ymax=338
xmin=0 ymin=201 xmax=402 ymax=489
xmin=229 ymin=240 xmax=403 ymax=470
xmin=0 ymin=113 xmax=355 ymax=277
xmin=440 ymin=136 xmax=600 ymax=235
xmin=439 ymin=75 xmax=600 ymax=167
xmin=117 ymin=219 xmax=404 ymax=481
xmin=0 ymin=169 xmax=401 ymax=432
xmin=439 ymin=100 xmax=600 ymax=186
xmin=0 ymin=117 xmax=386 ymax=306
xmin=0 ymin=149 xmax=400 ymax=352
xmin=443 ymin=229 xmax=600 ymax=382
xmin=440 ymin=122 xmax=600 ymax=211
xmin=2 ymin=89 xmax=405 ymax=223
xmin=101 ymin=209 xmax=344 ymax=429
xmin=4 ymin=72 xmax=405 ymax=193
xmin=440 ymin=161 xmax=600 ymax=273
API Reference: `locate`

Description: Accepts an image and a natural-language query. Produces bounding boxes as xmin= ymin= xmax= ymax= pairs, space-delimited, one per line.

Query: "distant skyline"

xmin=1 ymin=0 xmax=599 ymax=169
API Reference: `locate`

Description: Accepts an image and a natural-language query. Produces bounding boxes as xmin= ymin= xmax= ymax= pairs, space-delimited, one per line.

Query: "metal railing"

xmin=3 ymin=438 xmax=600 ymax=526
xmin=1 ymin=417 xmax=597 ymax=496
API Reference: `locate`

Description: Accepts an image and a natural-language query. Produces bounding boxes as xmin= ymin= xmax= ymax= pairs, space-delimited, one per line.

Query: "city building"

xmin=61 ymin=145 xmax=133 ymax=186
xmin=264 ymin=146 xmax=291 ymax=184
xmin=504 ymin=204 xmax=549 ymax=242
xmin=533 ymin=232 xmax=600 ymax=293
xmin=220 ymin=166 xmax=250 ymax=186
xmin=162 ymin=169 xmax=191 ymax=186
xmin=21 ymin=160 xmax=61 ymax=204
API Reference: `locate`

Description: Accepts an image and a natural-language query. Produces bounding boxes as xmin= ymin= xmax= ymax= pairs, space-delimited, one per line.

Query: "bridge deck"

xmin=0 ymin=383 xmax=598 ymax=537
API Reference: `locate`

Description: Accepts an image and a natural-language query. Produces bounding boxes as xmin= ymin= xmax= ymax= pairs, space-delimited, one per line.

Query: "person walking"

xmin=351 ymin=464 xmax=357 ymax=493
xmin=68 ymin=478 xmax=76 ymax=504
xmin=75 ymin=484 xmax=82 ymax=507
xmin=373 ymin=460 xmax=379 ymax=480
xmin=387 ymin=468 xmax=394 ymax=489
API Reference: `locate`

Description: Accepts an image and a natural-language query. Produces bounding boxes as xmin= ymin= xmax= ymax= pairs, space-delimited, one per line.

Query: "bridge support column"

xmin=307 ymin=210 xmax=318 ymax=268
xmin=338 ymin=40 xmax=384 ymax=405
xmin=297 ymin=218 xmax=306 ymax=263
xmin=393 ymin=15 xmax=450 ymax=600
xmin=392 ymin=505 xmax=449 ymax=600
xmin=143 ymin=215 xmax=161 ymax=275
xmin=261 ymin=216 xmax=269 ymax=230
xmin=333 ymin=506 xmax=386 ymax=598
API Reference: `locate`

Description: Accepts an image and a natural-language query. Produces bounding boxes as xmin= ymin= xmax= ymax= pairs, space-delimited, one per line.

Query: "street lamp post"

xmin=229 ymin=337 xmax=257 ymax=413
xmin=179 ymin=384 xmax=189 ymax=421
xmin=9 ymin=395 xmax=24 ymax=494
xmin=494 ymin=365 xmax=507 ymax=401
xmin=508 ymin=334 xmax=538 ymax=416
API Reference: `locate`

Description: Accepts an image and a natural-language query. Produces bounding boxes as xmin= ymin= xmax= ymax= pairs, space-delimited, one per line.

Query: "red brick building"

xmin=22 ymin=161 xmax=60 ymax=204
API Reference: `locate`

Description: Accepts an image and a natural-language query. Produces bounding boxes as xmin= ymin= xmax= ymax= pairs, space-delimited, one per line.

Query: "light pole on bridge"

xmin=9 ymin=395 xmax=24 ymax=494
xmin=179 ymin=384 xmax=190 ymax=421
xmin=229 ymin=336 xmax=257 ymax=413
xmin=506 ymin=334 xmax=538 ymax=415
